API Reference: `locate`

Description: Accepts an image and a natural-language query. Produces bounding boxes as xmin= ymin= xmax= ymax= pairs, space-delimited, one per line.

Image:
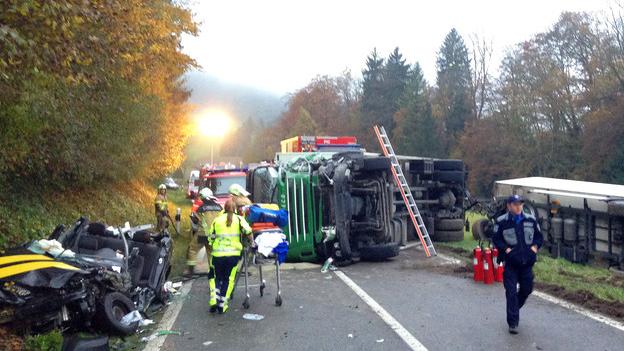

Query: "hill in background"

xmin=184 ymin=70 xmax=285 ymax=123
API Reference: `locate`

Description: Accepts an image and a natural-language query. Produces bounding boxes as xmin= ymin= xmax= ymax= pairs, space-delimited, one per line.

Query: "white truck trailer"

xmin=493 ymin=177 xmax=624 ymax=268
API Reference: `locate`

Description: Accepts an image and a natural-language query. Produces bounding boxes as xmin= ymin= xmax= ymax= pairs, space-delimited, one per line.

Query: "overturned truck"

xmin=247 ymin=136 xmax=467 ymax=265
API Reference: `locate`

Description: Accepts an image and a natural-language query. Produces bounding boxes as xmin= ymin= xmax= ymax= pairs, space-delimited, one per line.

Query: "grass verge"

xmin=437 ymin=212 xmax=624 ymax=310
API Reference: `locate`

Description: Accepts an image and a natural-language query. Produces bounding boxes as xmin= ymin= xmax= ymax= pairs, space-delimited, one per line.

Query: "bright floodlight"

xmin=197 ymin=110 xmax=231 ymax=137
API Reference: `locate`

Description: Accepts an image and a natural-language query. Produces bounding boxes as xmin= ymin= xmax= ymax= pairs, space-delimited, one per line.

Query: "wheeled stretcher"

xmin=239 ymin=227 xmax=284 ymax=308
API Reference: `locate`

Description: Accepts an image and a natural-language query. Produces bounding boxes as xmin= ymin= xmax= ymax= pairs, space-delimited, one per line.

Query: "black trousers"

xmin=212 ymin=255 xmax=240 ymax=306
xmin=503 ymin=263 xmax=534 ymax=327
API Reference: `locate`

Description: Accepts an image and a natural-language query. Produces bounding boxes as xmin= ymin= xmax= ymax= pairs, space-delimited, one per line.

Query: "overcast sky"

xmin=182 ymin=0 xmax=613 ymax=96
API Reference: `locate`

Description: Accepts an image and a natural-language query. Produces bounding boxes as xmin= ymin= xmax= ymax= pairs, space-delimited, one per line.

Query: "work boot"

xmin=217 ymin=306 xmax=224 ymax=314
xmin=209 ymin=305 xmax=217 ymax=313
xmin=508 ymin=326 xmax=519 ymax=335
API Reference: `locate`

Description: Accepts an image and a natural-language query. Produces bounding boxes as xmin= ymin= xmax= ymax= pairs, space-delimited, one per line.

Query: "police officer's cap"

xmin=507 ymin=194 xmax=525 ymax=204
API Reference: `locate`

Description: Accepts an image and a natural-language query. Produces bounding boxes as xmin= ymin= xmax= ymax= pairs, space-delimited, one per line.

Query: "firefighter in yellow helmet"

xmin=208 ymin=199 xmax=252 ymax=314
xmin=154 ymin=184 xmax=169 ymax=231
xmin=228 ymin=183 xmax=252 ymax=214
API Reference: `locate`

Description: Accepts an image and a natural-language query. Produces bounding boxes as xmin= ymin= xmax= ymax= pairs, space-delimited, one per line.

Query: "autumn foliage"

xmin=0 ymin=0 xmax=197 ymax=190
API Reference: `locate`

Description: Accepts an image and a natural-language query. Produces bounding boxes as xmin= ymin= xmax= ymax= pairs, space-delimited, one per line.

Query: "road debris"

xmin=203 ymin=341 xmax=213 ymax=346
xmin=242 ymin=313 xmax=265 ymax=321
xmin=376 ymin=338 xmax=384 ymax=343
xmin=347 ymin=333 xmax=354 ymax=338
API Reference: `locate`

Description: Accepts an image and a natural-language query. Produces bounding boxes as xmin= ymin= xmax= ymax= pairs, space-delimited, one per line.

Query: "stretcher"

xmin=239 ymin=226 xmax=284 ymax=308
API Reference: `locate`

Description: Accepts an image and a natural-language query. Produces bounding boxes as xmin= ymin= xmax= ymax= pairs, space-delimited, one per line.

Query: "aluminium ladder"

xmin=373 ymin=125 xmax=437 ymax=257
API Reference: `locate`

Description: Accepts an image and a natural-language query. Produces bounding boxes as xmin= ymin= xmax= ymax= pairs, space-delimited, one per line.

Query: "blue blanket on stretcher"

xmin=247 ymin=205 xmax=289 ymax=227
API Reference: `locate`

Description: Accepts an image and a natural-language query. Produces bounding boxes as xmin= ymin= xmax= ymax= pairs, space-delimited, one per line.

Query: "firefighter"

xmin=228 ymin=183 xmax=251 ymax=214
xmin=492 ymin=195 xmax=543 ymax=335
xmin=184 ymin=187 xmax=221 ymax=277
xmin=154 ymin=184 xmax=169 ymax=231
xmin=207 ymin=199 xmax=253 ymax=314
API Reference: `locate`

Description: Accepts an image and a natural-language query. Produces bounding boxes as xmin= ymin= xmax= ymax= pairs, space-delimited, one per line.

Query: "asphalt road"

xmin=157 ymin=249 xmax=624 ymax=351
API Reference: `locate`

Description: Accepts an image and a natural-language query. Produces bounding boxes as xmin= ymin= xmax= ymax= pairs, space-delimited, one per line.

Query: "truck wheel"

xmin=433 ymin=230 xmax=464 ymax=242
xmin=360 ymin=243 xmax=400 ymax=261
xmin=362 ymin=157 xmax=391 ymax=171
xmin=434 ymin=160 xmax=464 ymax=171
xmin=97 ymin=292 xmax=138 ymax=335
xmin=433 ymin=171 xmax=465 ymax=183
xmin=435 ymin=218 xmax=465 ymax=231
xmin=471 ymin=219 xmax=490 ymax=241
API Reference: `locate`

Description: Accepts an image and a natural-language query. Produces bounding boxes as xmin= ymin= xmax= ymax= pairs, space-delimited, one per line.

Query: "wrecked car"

xmin=0 ymin=217 xmax=172 ymax=335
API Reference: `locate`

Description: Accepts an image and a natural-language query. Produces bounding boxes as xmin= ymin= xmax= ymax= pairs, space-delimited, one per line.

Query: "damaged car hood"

xmin=0 ymin=249 xmax=85 ymax=289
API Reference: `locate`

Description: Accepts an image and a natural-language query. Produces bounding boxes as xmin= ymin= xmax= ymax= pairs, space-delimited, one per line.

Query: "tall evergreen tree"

xmin=360 ymin=47 xmax=410 ymax=147
xmin=359 ymin=48 xmax=386 ymax=147
xmin=393 ymin=64 xmax=442 ymax=157
xmin=435 ymin=28 xmax=474 ymax=154
xmin=382 ymin=47 xmax=410 ymax=131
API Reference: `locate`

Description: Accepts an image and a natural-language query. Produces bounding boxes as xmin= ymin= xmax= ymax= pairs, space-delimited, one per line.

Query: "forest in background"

xmin=0 ymin=1 xmax=196 ymax=248
xmin=224 ymin=10 xmax=624 ymax=195
xmin=0 ymin=0 xmax=196 ymax=192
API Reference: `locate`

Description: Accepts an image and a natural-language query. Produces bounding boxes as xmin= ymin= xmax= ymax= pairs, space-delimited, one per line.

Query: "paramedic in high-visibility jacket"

xmin=207 ymin=199 xmax=253 ymax=314
xmin=492 ymin=195 xmax=543 ymax=335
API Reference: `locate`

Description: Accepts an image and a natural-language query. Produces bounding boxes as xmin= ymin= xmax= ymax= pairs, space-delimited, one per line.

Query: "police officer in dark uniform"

xmin=492 ymin=195 xmax=543 ymax=335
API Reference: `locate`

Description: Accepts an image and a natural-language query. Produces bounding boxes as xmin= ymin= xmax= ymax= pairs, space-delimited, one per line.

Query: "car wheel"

xmin=433 ymin=229 xmax=464 ymax=242
xmin=435 ymin=218 xmax=465 ymax=231
xmin=471 ymin=219 xmax=490 ymax=241
xmin=359 ymin=243 xmax=400 ymax=261
xmin=97 ymin=292 xmax=138 ymax=335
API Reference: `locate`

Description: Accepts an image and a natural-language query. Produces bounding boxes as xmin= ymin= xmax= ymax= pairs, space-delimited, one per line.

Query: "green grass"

xmin=23 ymin=330 xmax=63 ymax=351
xmin=438 ymin=212 xmax=624 ymax=304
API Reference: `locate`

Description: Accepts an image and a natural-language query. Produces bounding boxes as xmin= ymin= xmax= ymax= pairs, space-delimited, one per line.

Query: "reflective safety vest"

xmin=155 ymin=194 xmax=168 ymax=213
xmin=209 ymin=213 xmax=252 ymax=257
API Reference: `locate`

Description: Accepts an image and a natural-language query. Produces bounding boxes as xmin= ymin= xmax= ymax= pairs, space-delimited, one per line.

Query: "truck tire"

xmin=434 ymin=160 xmax=464 ymax=171
xmin=433 ymin=229 xmax=464 ymax=242
xmin=97 ymin=292 xmax=138 ymax=335
xmin=471 ymin=218 xmax=490 ymax=241
xmin=435 ymin=218 xmax=465 ymax=231
xmin=433 ymin=171 xmax=465 ymax=183
xmin=360 ymin=243 xmax=400 ymax=261
xmin=362 ymin=157 xmax=391 ymax=171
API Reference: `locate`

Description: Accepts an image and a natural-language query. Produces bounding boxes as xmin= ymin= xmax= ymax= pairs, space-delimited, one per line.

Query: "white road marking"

xmin=143 ymin=280 xmax=194 ymax=351
xmin=432 ymin=249 xmax=624 ymax=333
xmin=333 ymin=270 xmax=428 ymax=351
xmin=533 ymin=291 xmax=624 ymax=332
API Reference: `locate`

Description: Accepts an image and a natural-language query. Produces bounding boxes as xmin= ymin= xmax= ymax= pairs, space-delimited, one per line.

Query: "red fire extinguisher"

xmin=483 ymin=247 xmax=495 ymax=284
xmin=473 ymin=246 xmax=484 ymax=282
xmin=492 ymin=248 xmax=500 ymax=282
xmin=496 ymin=260 xmax=505 ymax=282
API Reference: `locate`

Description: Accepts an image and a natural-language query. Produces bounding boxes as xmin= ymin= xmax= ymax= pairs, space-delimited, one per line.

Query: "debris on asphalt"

xmin=120 ymin=310 xmax=154 ymax=328
xmin=321 ymin=258 xmax=334 ymax=273
xmin=242 ymin=313 xmax=265 ymax=321
xmin=347 ymin=333 xmax=354 ymax=338
xmin=140 ymin=330 xmax=182 ymax=342
xmin=121 ymin=310 xmax=143 ymax=326
xmin=376 ymin=339 xmax=384 ymax=343
xmin=164 ymin=281 xmax=182 ymax=295
xmin=324 ymin=275 xmax=332 ymax=279
xmin=203 ymin=341 xmax=213 ymax=346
